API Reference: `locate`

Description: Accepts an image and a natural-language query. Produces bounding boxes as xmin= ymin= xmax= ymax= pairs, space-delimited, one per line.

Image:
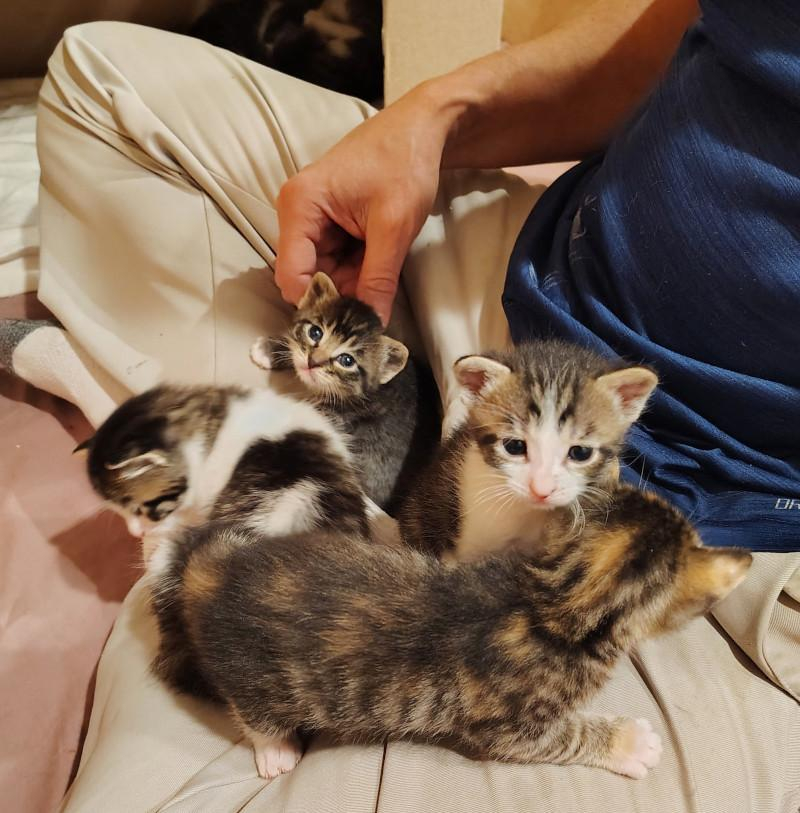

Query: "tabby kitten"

xmin=190 ymin=0 xmax=383 ymax=104
xmin=400 ymin=341 xmax=658 ymax=561
xmin=251 ymin=271 xmax=440 ymax=513
xmin=152 ymin=485 xmax=751 ymax=781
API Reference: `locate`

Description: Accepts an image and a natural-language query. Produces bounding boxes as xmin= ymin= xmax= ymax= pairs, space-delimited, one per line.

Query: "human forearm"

xmin=412 ymin=0 xmax=699 ymax=168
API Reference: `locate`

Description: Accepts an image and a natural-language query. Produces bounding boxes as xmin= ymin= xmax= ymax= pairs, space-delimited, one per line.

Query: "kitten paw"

xmin=608 ymin=717 xmax=662 ymax=779
xmin=251 ymin=732 xmax=303 ymax=781
xmin=249 ymin=337 xmax=273 ymax=371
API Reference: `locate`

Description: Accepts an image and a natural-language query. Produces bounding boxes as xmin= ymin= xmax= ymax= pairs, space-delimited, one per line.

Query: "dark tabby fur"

xmin=400 ymin=341 xmax=658 ymax=560
xmin=251 ymin=272 xmax=441 ymax=514
xmin=190 ymin=0 xmax=383 ymax=104
xmin=152 ymin=485 xmax=751 ymax=779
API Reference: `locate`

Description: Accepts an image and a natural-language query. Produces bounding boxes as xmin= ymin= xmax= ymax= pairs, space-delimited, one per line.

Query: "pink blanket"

xmin=0 ymin=293 xmax=140 ymax=813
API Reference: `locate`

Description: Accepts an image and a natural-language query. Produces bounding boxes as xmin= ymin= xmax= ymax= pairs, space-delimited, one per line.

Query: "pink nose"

xmin=529 ymin=485 xmax=554 ymax=502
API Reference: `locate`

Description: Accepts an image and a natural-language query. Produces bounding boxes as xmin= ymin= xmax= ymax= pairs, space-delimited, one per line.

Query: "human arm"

xmin=275 ymin=0 xmax=699 ymax=323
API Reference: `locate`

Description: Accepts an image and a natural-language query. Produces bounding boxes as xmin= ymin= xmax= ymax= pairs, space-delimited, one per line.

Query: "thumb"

xmin=356 ymin=209 xmax=411 ymax=325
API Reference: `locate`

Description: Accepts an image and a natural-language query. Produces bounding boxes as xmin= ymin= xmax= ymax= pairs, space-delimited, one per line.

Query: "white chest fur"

xmin=454 ymin=445 xmax=549 ymax=563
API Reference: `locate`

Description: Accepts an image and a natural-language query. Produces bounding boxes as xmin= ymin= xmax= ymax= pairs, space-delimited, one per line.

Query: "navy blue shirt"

xmin=503 ymin=0 xmax=800 ymax=551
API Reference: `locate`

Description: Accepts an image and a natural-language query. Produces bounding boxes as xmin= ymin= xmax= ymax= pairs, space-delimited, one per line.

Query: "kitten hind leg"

xmin=467 ymin=712 xmax=662 ymax=779
xmin=601 ymin=716 xmax=662 ymax=779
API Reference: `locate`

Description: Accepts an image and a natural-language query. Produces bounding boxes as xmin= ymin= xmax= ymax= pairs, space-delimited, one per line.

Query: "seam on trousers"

xmin=201 ymin=194 xmax=218 ymax=383
xmin=372 ymin=740 xmax=388 ymax=813
xmin=629 ymin=649 xmax=701 ymax=813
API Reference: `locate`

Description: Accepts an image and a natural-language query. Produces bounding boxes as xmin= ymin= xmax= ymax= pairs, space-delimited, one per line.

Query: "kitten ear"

xmin=683 ymin=546 xmax=753 ymax=606
xmin=297 ymin=272 xmax=339 ymax=310
xmin=595 ymin=366 xmax=658 ymax=423
xmin=453 ymin=355 xmax=512 ymax=397
xmin=105 ymin=451 xmax=170 ymax=480
xmin=72 ymin=437 xmax=93 ymax=455
xmin=377 ymin=337 xmax=409 ymax=384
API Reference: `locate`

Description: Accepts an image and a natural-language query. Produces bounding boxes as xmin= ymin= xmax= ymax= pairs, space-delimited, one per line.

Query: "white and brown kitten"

xmin=399 ymin=341 xmax=658 ymax=561
xmin=152 ymin=485 xmax=751 ymax=781
xmin=250 ymin=271 xmax=440 ymax=514
xmin=78 ymin=384 xmax=367 ymax=548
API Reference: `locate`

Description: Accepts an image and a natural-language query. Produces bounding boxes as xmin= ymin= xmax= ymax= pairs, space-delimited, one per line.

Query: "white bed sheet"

xmin=0 ymin=78 xmax=42 ymax=298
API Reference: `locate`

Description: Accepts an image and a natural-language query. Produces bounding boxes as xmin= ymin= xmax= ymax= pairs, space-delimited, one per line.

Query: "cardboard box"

xmin=383 ymin=0 xmax=504 ymax=103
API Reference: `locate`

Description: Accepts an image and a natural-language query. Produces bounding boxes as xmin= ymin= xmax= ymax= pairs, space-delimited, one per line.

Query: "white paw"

xmin=608 ymin=718 xmax=662 ymax=779
xmin=252 ymin=732 xmax=303 ymax=781
xmin=249 ymin=337 xmax=273 ymax=371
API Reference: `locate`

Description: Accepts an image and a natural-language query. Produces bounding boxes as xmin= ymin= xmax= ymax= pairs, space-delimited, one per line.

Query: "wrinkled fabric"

xmin=504 ymin=0 xmax=800 ymax=551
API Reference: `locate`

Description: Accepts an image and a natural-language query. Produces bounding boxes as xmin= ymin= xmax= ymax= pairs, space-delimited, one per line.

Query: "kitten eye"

xmin=502 ymin=438 xmax=527 ymax=456
xmin=336 ymin=353 xmax=356 ymax=368
xmin=568 ymin=445 xmax=594 ymax=462
xmin=306 ymin=324 xmax=323 ymax=344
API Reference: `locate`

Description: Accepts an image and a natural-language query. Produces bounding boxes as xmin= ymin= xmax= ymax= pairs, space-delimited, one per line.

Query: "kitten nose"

xmin=307 ymin=354 xmax=322 ymax=369
xmin=529 ymin=483 xmax=554 ymax=502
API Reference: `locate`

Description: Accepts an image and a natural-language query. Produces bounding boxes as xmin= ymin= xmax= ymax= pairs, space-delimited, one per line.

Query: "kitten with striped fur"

xmin=400 ymin=341 xmax=658 ymax=561
xmin=250 ymin=271 xmax=440 ymax=513
xmin=151 ymin=484 xmax=751 ymax=780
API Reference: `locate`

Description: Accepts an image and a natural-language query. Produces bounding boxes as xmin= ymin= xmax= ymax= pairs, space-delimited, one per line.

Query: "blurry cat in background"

xmin=190 ymin=0 xmax=383 ymax=104
xmin=251 ymin=272 xmax=441 ymax=514
xmin=400 ymin=341 xmax=659 ymax=561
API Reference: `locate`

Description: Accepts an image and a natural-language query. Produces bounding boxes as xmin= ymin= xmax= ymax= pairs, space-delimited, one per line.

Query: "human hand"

xmin=275 ymin=85 xmax=451 ymax=324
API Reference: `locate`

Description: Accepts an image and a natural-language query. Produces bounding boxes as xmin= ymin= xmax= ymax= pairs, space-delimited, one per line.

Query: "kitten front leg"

xmin=467 ymin=712 xmax=662 ymax=779
xmin=246 ymin=726 xmax=303 ymax=781
xmin=249 ymin=336 xmax=293 ymax=371
xmin=232 ymin=708 xmax=303 ymax=781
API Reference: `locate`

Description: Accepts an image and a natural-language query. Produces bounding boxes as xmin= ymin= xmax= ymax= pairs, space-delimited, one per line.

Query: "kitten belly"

xmin=454 ymin=447 xmax=550 ymax=563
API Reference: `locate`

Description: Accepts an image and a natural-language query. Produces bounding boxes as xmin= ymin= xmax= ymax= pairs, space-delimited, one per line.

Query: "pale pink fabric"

xmin=0 ymin=293 xmax=140 ymax=813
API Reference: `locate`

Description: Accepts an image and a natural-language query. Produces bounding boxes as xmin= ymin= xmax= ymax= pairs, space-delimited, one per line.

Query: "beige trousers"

xmin=38 ymin=22 xmax=800 ymax=813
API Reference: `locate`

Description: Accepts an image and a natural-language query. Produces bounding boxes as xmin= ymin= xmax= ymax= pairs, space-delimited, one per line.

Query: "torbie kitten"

xmin=250 ymin=271 xmax=440 ymax=513
xmin=152 ymin=484 xmax=751 ymax=781
xmin=400 ymin=341 xmax=658 ymax=561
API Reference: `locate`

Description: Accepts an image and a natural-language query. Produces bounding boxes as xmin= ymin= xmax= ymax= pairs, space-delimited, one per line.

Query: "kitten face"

xmin=567 ymin=487 xmax=753 ymax=638
xmin=83 ymin=444 xmax=188 ymax=538
xmin=77 ymin=385 xmax=230 ymax=537
xmin=284 ymin=272 xmax=408 ymax=402
xmin=455 ymin=344 xmax=658 ymax=510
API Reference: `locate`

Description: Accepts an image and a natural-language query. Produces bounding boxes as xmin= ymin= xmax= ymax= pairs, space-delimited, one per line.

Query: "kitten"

xmin=399 ymin=341 xmax=658 ymax=561
xmin=250 ymin=271 xmax=441 ymax=514
xmin=78 ymin=383 xmax=366 ymax=543
xmin=189 ymin=0 xmax=383 ymax=105
xmin=151 ymin=484 xmax=752 ymax=780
